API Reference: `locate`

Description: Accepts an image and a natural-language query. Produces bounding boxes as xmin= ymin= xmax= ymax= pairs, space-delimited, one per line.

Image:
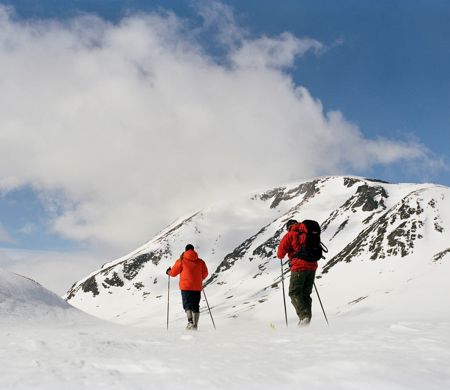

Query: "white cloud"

xmin=0 ymin=4 xmax=435 ymax=254
xmin=0 ymin=223 xmax=15 ymax=244
xmin=231 ymin=33 xmax=323 ymax=69
xmin=19 ymin=223 xmax=37 ymax=235
xmin=194 ymin=0 xmax=243 ymax=47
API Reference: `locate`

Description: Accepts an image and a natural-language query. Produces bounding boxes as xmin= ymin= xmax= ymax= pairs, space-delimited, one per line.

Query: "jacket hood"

xmin=182 ymin=249 xmax=199 ymax=262
xmin=289 ymin=223 xmax=303 ymax=232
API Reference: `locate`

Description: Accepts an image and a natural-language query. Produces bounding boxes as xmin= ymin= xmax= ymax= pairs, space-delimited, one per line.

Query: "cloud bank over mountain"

xmin=0 ymin=4 xmax=434 ymax=252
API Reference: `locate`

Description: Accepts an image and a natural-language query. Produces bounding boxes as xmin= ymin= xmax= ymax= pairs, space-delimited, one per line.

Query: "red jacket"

xmin=168 ymin=249 xmax=208 ymax=291
xmin=277 ymin=223 xmax=318 ymax=272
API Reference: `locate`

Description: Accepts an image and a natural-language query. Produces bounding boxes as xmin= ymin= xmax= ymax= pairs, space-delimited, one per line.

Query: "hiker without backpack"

xmin=277 ymin=219 xmax=324 ymax=326
xmin=166 ymin=244 xmax=208 ymax=330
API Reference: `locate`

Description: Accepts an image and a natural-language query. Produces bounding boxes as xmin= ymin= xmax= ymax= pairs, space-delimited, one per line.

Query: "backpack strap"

xmin=291 ymin=223 xmax=306 ymax=255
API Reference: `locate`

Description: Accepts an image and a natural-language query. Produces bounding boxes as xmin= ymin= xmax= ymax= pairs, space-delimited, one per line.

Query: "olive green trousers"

xmin=289 ymin=270 xmax=315 ymax=321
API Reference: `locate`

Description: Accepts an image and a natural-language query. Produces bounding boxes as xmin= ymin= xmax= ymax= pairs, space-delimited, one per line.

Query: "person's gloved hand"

xmin=166 ymin=267 xmax=171 ymax=275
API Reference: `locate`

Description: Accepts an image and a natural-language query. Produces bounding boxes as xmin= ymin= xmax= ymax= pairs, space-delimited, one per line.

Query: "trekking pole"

xmin=280 ymin=261 xmax=288 ymax=327
xmin=166 ymin=274 xmax=170 ymax=330
xmin=202 ymin=288 xmax=216 ymax=330
xmin=314 ymin=282 xmax=329 ymax=326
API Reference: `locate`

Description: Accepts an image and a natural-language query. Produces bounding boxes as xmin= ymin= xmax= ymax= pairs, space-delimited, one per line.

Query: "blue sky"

xmin=0 ymin=0 xmax=449 ymax=291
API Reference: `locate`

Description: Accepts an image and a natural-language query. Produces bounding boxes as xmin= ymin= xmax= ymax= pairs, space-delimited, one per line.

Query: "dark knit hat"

xmin=286 ymin=219 xmax=298 ymax=231
xmin=185 ymin=244 xmax=194 ymax=251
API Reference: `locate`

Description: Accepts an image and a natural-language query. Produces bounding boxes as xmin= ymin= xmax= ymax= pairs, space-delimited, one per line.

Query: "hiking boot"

xmin=186 ymin=320 xmax=194 ymax=330
xmin=185 ymin=310 xmax=194 ymax=330
xmin=298 ymin=317 xmax=311 ymax=327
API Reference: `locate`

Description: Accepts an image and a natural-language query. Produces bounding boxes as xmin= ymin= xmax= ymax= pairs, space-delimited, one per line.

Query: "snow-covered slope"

xmin=0 ymin=269 xmax=89 ymax=324
xmin=3 ymin=318 xmax=450 ymax=389
xmin=3 ymin=271 xmax=450 ymax=389
xmin=65 ymin=176 xmax=450 ymax=327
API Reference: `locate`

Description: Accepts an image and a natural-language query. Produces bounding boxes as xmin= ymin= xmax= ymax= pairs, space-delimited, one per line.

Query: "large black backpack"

xmin=294 ymin=220 xmax=328 ymax=262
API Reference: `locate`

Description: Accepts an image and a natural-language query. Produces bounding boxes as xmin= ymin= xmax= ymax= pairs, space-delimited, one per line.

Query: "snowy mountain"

xmin=0 ymin=269 xmax=88 ymax=324
xmin=65 ymin=176 xmax=450 ymax=327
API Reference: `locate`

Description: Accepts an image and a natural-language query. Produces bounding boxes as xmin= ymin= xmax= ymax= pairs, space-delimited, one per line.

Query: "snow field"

xmin=1 ymin=319 xmax=450 ymax=389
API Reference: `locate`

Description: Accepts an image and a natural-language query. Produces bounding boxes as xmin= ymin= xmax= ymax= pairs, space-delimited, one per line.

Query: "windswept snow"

xmin=1 ymin=314 xmax=450 ymax=389
xmin=1 ymin=265 xmax=450 ymax=389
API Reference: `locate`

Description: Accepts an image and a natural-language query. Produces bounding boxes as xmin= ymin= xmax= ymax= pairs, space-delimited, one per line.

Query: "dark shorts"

xmin=181 ymin=290 xmax=201 ymax=313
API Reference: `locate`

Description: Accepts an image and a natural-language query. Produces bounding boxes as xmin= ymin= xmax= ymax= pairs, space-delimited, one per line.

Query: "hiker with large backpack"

xmin=166 ymin=244 xmax=208 ymax=330
xmin=277 ymin=219 xmax=326 ymax=326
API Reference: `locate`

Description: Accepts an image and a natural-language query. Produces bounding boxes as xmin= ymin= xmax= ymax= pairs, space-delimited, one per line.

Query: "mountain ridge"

xmin=65 ymin=176 xmax=450 ymax=326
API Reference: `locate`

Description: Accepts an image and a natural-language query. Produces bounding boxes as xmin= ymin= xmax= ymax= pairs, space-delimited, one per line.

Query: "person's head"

xmin=286 ymin=219 xmax=298 ymax=231
xmin=185 ymin=244 xmax=194 ymax=251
